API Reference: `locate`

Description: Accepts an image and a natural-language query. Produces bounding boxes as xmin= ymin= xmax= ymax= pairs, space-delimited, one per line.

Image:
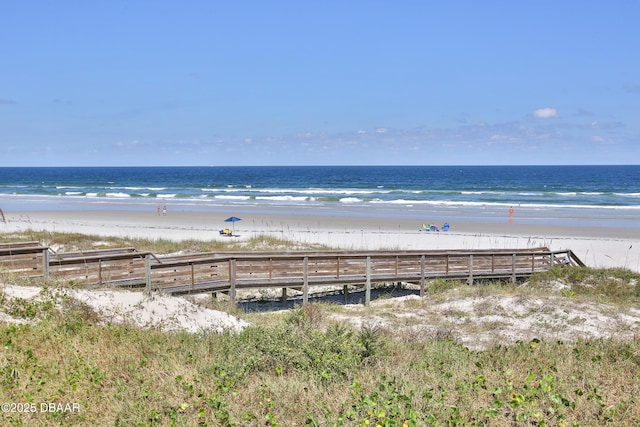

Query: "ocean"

xmin=1 ymin=165 xmax=639 ymax=228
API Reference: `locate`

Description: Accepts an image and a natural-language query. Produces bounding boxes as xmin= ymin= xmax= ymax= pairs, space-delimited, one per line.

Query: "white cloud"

xmin=489 ymin=133 xmax=519 ymax=142
xmin=114 ymin=139 xmax=149 ymax=149
xmin=592 ymin=135 xmax=613 ymax=145
xmin=533 ymin=107 xmax=557 ymax=119
xmin=296 ymin=132 xmax=314 ymax=138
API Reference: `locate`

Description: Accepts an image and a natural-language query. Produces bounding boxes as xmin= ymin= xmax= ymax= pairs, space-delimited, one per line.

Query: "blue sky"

xmin=1 ymin=1 xmax=639 ymax=166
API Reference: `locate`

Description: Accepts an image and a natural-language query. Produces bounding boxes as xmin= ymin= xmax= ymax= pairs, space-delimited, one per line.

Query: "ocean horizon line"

xmin=2 ymin=164 xmax=640 ymax=169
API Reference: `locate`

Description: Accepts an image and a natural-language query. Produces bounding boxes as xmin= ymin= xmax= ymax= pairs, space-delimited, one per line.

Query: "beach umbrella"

xmin=224 ymin=216 xmax=242 ymax=235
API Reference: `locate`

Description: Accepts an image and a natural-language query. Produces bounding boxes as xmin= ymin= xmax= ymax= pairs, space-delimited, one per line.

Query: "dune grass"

xmin=1 ymin=288 xmax=638 ymax=426
xmin=0 ymin=230 xmax=330 ymax=255
xmin=1 ymin=232 xmax=639 ymax=425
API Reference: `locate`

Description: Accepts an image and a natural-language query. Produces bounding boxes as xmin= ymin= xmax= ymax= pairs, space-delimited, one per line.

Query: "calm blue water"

xmin=1 ymin=166 xmax=639 ymax=227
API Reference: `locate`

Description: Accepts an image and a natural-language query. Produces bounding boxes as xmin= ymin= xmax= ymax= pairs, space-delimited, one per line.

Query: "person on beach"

xmin=162 ymin=205 xmax=167 ymax=216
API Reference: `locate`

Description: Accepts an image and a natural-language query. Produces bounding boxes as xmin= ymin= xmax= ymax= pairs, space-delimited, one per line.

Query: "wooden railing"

xmin=47 ymin=248 xmax=154 ymax=287
xmin=0 ymin=242 xmax=584 ymax=305
xmin=0 ymin=241 xmax=49 ymax=276
xmin=147 ymin=248 xmax=582 ymax=304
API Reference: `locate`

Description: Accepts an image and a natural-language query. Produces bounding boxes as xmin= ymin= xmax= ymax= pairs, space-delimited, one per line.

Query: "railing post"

xmin=467 ymin=254 xmax=473 ymax=285
xmin=191 ymin=263 xmax=195 ymax=291
xmin=420 ymin=254 xmax=425 ymax=297
xmin=512 ymin=253 xmax=517 ymax=284
xmin=145 ymin=254 xmax=152 ymax=293
xmin=303 ymin=256 xmax=309 ymax=304
xmin=530 ymin=253 xmax=535 ymax=272
xmin=365 ymin=256 xmax=371 ymax=306
xmin=42 ymin=249 xmax=49 ymax=278
xmin=229 ymin=259 xmax=237 ymax=305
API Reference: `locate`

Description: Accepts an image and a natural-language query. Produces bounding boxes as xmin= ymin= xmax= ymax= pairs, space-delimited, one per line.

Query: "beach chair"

xmin=219 ymin=228 xmax=232 ymax=236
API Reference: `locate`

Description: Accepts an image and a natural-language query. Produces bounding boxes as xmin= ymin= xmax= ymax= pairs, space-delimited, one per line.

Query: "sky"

xmin=1 ymin=1 xmax=639 ymax=167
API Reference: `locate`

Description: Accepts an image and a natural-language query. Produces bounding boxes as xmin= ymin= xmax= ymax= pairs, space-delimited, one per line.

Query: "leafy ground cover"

xmin=0 ymin=232 xmax=638 ymax=426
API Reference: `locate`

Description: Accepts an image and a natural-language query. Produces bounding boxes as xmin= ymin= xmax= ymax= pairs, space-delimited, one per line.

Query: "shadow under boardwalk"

xmin=237 ymin=285 xmax=420 ymax=312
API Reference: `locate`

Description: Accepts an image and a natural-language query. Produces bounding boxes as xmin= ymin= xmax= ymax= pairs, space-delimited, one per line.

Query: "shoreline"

xmin=2 ymin=207 xmax=639 ymax=272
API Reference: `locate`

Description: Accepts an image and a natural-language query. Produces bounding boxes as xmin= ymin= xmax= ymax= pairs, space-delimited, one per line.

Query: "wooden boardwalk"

xmin=0 ymin=241 xmax=584 ymax=305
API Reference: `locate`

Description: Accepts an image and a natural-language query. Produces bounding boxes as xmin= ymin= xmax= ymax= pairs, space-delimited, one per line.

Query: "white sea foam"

xmin=256 ymin=195 xmax=312 ymax=202
xmin=214 ymin=195 xmax=251 ymax=200
xmin=339 ymin=197 xmax=362 ymax=203
xmin=114 ymin=186 xmax=167 ymax=191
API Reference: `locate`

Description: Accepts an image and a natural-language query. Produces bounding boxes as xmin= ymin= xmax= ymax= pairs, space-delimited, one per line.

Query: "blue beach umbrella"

xmin=224 ymin=216 xmax=242 ymax=234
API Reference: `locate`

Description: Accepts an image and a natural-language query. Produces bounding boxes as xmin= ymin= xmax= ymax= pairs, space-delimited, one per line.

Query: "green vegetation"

xmin=0 ymin=231 xmax=330 ymax=255
xmin=529 ymin=266 xmax=640 ymax=306
xmin=1 ymin=290 xmax=638 ymax=426
xmin=1 ymin=233 xmax=639 ymax=425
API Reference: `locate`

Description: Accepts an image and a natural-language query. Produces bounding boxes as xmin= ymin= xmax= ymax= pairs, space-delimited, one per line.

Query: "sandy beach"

xmin=2 ymin=206 xmax=639 ymax=272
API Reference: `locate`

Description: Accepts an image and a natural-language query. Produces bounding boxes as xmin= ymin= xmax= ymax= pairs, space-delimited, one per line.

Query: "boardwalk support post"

xmin=230 ymin=259 xmax=237 ymax=304
xmin=467 ymin=254 xmax=474 ymax=285
xmin=42 ymin=249 xmax=49 ymax=278
xmin=145 ymin=254 xmax=152 ymax=293
xmin=420 ymin=255 xmax=425 ymax=297
xmin=303 ymin=256 xmax=309 ymax=304
xmin=191 ymin=263 xmax=195 ymax=291
xmin=512 ymin=253 xmax=517 ymax=284
xmin=365 ymin=256 xmax=371 ymax=306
